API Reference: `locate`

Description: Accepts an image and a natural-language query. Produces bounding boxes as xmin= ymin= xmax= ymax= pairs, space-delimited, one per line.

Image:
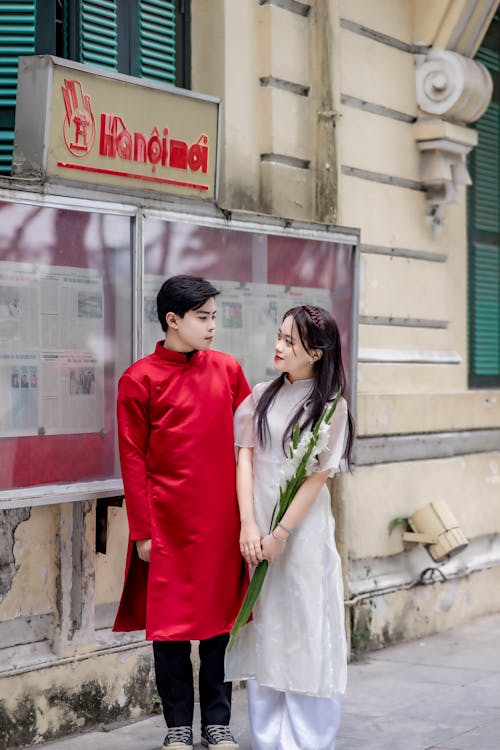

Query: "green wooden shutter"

xmin=468 ymin=41 xmax=500 ymax=385
xmin=470 ymin=241 xmax=500 ymax=378
xmin=0 ymin=0 xmax=36 ymax=174
xmin=80 ymin=0 xmax=118 ymax=70
xmin=138 ymin=0 xmax=176 ymax=85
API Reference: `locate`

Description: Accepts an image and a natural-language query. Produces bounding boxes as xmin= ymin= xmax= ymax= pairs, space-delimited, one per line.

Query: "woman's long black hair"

xmin=255 ymin=305 xmax=355 ymax=466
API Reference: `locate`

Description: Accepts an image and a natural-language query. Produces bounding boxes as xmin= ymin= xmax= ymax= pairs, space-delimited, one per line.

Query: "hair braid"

xmin=303 ymin=304 xmax=325 ymax=330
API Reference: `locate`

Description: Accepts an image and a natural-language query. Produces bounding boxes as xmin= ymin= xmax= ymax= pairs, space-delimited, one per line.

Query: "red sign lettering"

xmin=59 ymin=79 xmax=212 ymax=192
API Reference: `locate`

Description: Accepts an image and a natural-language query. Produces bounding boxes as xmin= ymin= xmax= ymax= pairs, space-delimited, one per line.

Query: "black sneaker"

xmin=201 ymin=724 xmax=239 ymax=749
xmin=162 ymin=726 xmax=194 ymax=750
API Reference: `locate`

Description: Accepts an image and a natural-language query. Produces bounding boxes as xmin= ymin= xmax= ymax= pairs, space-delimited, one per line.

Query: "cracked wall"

xmin=0 ymin=650 xmax=157 ymax=749
xmin=0 ymin=509 xmax=31 ymax=603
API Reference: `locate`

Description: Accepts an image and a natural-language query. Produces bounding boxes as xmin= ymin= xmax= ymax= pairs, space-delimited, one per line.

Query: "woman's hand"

xmin=240 ymin=520 xmax=263 ymax=565
xmin=261 ymin=531 xmax=287 ymax=564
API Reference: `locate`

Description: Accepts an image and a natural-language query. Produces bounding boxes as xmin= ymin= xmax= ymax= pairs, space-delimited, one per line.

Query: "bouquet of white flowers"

xmin=227 ymin=390 xmax=342 ymax=651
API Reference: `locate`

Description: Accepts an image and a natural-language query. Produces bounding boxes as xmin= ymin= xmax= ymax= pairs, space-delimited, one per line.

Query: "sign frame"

xmin=12 ymin=55 xmax=221 ymax=201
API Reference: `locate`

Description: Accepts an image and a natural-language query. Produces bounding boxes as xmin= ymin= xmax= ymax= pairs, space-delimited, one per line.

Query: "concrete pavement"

xmin=38 ymin=612 xmax=500 ymax=750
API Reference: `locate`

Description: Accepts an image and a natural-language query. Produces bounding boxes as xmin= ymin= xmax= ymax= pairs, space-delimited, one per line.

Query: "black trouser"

xmin=153 ymin=633 xmax=232 ymax=729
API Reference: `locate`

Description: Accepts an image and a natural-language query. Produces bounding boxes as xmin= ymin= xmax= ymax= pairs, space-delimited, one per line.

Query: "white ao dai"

xmin=225 ymin=377 xmax=348 ymax=698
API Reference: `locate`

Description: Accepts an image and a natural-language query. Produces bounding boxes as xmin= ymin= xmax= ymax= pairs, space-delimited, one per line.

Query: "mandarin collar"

xmin=284 ymin=375 xmax=314 ymax=389
xmin=154 ymin=341 xmax=202 ymax=365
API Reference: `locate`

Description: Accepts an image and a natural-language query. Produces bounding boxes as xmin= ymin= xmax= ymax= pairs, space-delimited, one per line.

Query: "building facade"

xmin=1 ymin=1 xmax=500 ymax=746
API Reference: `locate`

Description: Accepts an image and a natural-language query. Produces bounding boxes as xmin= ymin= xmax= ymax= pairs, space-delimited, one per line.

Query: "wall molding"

xmin=340 ymin=18 xmax=427 ymax=54
xmin=261 ymin=153 xmax=310 ymax=169
xmin=448 ymin=0 xmax=497 ymax=56
xmin=354 ymin=428 xmax=500 ymax=465
xmin=361 ymin=243 xmax=447 ymax=263
xmin=0 ymin=479 xmax=124 ymax=511
xmin=359 ymin=315 xmax=448 ymax=329
xmin=358 ymin=347 xmax=461 ymax=364
xmin=259 ymin=0 xmax=311 ymax=16
xmin=260 ymin=76 xmax=310 ymax=97
xmin=341 ymin=165 xmax=424 ymax=191
xmin=0 ymin=638 xmax=149 ymax=679
xmin=341 ymin=94 xmax=416 ymax=123
xmin=0 ymin=614 xmax=53 ymax=650
xmin=348 ymin=533 xmax=500 ymax=600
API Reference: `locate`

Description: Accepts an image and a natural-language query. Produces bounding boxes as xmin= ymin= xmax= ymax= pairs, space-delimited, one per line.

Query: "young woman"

xmin=225 ymin=305 xmax=355 ymax=750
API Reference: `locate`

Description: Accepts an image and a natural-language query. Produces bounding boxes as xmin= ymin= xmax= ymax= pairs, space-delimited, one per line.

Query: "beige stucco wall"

xmin=0 ymin=647 xmax=155 ymax=747
xmin=0 ymin=507 xmax=57 ymax=621
xmin=348 ymin=453 xmax=500 ymax=560
xmin=95 ymin=506 xmax=128 ymax=608
xmin=192 ymin=0 xmax=500 ymax=650
xmin=337 ymin=0 xmax=500 ymax=649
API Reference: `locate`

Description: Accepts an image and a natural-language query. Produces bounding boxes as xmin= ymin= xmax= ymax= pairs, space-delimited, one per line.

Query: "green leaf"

xmin=227 ymin=560 xmax=269 ymax=651
xmin=388 ymin=516 xmax=410 ymax=535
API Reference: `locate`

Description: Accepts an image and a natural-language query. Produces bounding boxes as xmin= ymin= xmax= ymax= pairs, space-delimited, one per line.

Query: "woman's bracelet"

xmin=278 ymin=522 xmax=293 ymax=536
xmin=272 ymin=529 xmax=288 ymax=544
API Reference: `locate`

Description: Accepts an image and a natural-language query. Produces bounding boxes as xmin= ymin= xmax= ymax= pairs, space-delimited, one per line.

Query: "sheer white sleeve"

xmin=233 ymin=381 xmax=269 ymax=448
xmin=317 ymin=397 xmax=349 ymax=476
xmin=233 ymin=392 xmax=256 ymax=448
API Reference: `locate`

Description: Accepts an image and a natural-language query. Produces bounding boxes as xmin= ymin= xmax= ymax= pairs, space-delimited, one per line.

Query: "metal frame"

xmin=143 ymin=206 xmax=360 ymax=416
xmin=132 ymin=210 xmax=144 ymax=362
xmin=0 ymin=188 xmax=360 ymax=509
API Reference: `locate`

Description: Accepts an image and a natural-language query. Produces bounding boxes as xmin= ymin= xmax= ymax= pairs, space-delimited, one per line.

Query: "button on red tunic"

xmin=113 ymin=342 xmax=251 ymax=641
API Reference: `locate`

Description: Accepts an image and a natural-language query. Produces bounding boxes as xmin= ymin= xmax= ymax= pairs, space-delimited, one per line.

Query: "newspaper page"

xmin=215 ymin=281 xmax=332 ymax=385
xmin=41 ymin=351 xmax=103 ymax=434
xmin=0 ymin=261 xmax=104 ymax=437
xmin=143 ymin=274 xmax=165 ymax=356
xmin=0 ymin=262 xmax=39 ymax=350
xmin=143 ymin=275 xmax=332 ymax=385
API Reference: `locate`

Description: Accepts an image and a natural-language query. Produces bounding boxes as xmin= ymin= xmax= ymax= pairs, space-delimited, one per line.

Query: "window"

xmin=0 ymin=1 xmax=36 ymax=174
xmin=468 ymin=18 xmax=500 ymax=387
xmin=0 ymin=0 xmax=190 ymax=174
xmin=143 ymin=218 xmax=355 ymax=386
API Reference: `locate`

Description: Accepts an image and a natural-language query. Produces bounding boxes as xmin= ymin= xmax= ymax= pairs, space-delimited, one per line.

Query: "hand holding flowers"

xmin=260 ymin=530 xmax=287 ymax=563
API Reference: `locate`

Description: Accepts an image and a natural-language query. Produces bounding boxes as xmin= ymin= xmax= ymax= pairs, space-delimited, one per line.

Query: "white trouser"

xmin=246 ymin=679 xmax=342 ymax=750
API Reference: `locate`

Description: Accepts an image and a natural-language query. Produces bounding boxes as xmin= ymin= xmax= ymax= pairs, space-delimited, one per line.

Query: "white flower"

xmin=314 ymin=421 xmax=330 ymax=456
xmin=279 ymin=428 xmax=314 ymax=488
xmin=294 ymin=429 xmax=314 ymax=461
xmin=304 ymin=455 xmax=318 ymax=475
xmin=279 ymin=459 xmax=296 ymax=488
xmin=279 ymin=418 xmax=332 ymax=487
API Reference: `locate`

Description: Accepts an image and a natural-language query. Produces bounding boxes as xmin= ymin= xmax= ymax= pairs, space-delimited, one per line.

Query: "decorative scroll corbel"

xmin=416 ymin=47 xmax=492 ymax=123
xmin=414 ymin=120 xmax=477 ymax=238
xmin=415 ymin=48 xmax=493 ymax=237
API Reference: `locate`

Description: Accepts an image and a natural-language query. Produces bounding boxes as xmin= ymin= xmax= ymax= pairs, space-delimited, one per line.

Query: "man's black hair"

xmin=157 ymin=275 xmax=220 ymax=331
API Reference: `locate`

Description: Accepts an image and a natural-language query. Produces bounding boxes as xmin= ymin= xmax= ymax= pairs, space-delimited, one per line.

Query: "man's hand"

xmin=136 ymin=539 xmax=152 ymax=562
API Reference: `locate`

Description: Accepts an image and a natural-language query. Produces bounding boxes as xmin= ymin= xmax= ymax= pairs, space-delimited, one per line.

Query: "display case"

xmin=0 ymin=200 xmax=132 ymax=493
xmin=0 ymin=199 xmax=358 ymax=505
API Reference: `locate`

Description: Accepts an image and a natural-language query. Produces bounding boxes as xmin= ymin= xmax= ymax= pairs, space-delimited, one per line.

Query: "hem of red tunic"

xmin=145 ymin=623 xmax=233 ymax=641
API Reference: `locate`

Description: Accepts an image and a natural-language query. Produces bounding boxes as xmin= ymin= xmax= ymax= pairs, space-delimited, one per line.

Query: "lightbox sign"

xmin=13 ymin=56 xmax=220 ymax=199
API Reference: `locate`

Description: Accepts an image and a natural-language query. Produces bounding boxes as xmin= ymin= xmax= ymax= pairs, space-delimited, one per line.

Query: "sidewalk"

xmin=39 ymin=612 xmax=500 ymax=750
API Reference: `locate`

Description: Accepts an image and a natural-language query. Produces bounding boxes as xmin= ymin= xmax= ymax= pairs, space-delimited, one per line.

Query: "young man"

xmin=113 ymin=275 xmax=250 ymax=750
